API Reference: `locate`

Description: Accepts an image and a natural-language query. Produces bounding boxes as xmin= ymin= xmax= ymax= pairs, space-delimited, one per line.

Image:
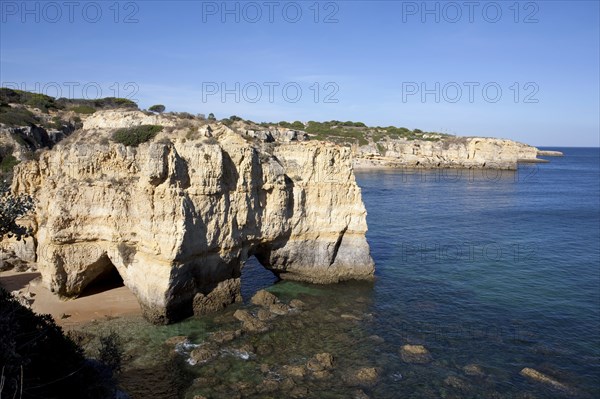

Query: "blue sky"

xmin=1 ymin=0 xmax=599 ymax=146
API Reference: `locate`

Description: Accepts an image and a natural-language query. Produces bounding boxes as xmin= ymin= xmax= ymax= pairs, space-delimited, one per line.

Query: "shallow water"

xmin=78 ymin=147 xmax=600 ymax=398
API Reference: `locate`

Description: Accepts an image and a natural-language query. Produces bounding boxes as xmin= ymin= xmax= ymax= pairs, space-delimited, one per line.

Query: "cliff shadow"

xmin=78 ymin=257 xmax=124 ymax=298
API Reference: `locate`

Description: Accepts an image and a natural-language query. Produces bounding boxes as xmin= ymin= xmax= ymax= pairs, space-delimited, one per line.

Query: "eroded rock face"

xmin=12 ymin=111 xmax=374 ymax=324
xmin=354 ymin=137 xmax=540 ymax=170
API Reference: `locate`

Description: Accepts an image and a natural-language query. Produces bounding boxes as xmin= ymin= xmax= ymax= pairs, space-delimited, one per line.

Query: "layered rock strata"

xmin=11 ymin=110 xmax=374 ymax=324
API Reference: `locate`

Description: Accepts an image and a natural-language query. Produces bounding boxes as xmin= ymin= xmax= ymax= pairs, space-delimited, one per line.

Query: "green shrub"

xmin=112 ymin=125 xmax=163 ymax=147
xmin=149 ymin=104 xmax=166 ymax=113
xmin=0 ymin=104 xmax=39 ymax=127
xmin=71 ymin=105 xmax=97 ymax=114
xmin=98 ymin=331 xmax=123 ymax=374
xmin=0 ymin=88 xmax=60 ymax=113
xmin=0 ymin=154 xmax=20 ymax=173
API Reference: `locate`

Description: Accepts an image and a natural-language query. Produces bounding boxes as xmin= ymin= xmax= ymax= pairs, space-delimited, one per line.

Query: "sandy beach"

xmin=0 ymin=269 xmax=142 ymax=327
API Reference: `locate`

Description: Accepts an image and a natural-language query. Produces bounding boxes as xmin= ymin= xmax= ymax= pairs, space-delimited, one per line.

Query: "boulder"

xmin=251 ymin=289 xmax=278 ymax=307
xmin=400 ymin=344 xmax=432 ymax=364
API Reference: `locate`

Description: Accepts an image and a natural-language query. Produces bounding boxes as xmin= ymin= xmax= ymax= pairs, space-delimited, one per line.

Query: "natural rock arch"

xmin=13 ymin=120 xmax=375 ymax=324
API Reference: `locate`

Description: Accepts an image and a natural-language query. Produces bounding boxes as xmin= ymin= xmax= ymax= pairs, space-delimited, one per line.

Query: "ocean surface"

xmin=81 ymin=147 xmax=600 ymax=398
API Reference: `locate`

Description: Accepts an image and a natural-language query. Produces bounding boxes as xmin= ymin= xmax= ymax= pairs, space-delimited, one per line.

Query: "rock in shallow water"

xmin=233 ymin=309 xmax=270 ymax=333
xmin=520 ymin=367 xmax=571 ymax=392
xmin=463 ymin=363 xmax=485 ymax=377
xmin=306 ymin=353 xmax=335 ymax=372
xmin=251 ymin=289 xmax=278 ymax=307
xmin=344 ymin=367 xmax=380 ymax=387
xmin=189 ymin=346 xmax=219 ymax=365
xmin=164 ymin=335 xmax=188 ymax=346
xmin=400 ymin=344 xmax=432 ymax=364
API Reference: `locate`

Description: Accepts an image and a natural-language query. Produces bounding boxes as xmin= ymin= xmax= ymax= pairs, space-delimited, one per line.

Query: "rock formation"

xmin=11 ymin=110 xmax=375 ymax=324
xmin=353 ymin=137 xmax=547 ymax=170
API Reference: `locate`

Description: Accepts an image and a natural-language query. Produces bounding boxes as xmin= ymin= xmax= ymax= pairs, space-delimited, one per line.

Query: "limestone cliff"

xmin=11 ymin=110 xmax=374 ymax=324
xmin=353 ymin=136 xmax=544 ymax=170
xmin=225 ymin=122 xmax=561 ymax=170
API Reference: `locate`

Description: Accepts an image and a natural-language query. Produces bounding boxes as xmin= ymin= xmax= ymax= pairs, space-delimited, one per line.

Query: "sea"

xmin=80 ymin=147 xmax=600 ymax=398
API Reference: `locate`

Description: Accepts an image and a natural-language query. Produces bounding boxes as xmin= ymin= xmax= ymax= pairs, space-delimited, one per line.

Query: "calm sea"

xmin=82 ymin=147 xmax=600 ymax=398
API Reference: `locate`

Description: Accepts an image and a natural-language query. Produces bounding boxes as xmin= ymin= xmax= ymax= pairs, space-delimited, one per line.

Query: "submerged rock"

xmin=353 ymin=389 xmax=370 ymax=399
xmin=306 ymin=352 xmax=335 ymax=372
xmin=251 ymin=289 xmax=278 ymax=307
xmin=289 ymin=299 xmax=307 ymax=309
xmin=463 ymin=363 xmax=485 ymax=377
xmin=233 ymin=309 xmax=270 ymax=333
xmin=444 ymin=375 xmax=471 ymax=391
xmin=256 ymin=308 xmax=272 ymax=321
xmin=400 ymin=344 xmax=432 ymax=364
xmin=164 ymin=335 xmax=188 ymax=346
xmin=520 ymin=367 xmax=571 ymax=392
xmin=208 ymin=329 xmax=241 ymax=344
xmin=344 ymin=367 xmax=380 ymax=387
xmin=190 ymin=346 xmax=219 ymax=365
xmin=268 ymin=302 xmax=290 ymax=316
xmin=281 ymin=364 xmax=307 ymax=379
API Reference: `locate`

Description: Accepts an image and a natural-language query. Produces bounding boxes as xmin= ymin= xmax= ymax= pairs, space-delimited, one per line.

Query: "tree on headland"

xmin=208 ymin=113 xmax=216 ymax=121
xmin=0 ymin=181 xmax=33 ymax=241
xmin=149 ymin=104 xmax=166 ymax=114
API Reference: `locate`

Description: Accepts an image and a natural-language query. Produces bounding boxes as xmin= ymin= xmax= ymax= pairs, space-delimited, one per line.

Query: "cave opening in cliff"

xmin=240 ymin=255 xmax=279 ymax=302
xmin=79 ymin=261 xmax=125 ymax=298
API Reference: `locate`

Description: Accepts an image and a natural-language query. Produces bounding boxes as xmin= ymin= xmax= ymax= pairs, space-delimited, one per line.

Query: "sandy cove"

xmin=0 ymin=269 xmax=142 ymax=328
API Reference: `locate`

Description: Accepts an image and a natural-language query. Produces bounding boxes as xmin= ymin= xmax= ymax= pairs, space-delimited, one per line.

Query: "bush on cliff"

xmin=0 ymin=88 xmax=60 ymax=113
xmin=112 ymin=125 xmax=163 ymax=147
xmin=0 ymin=287 xmax=118 ymax=398
xmin=149 ymin=104 xmax=166 ymax=113
xmin=0 ymin=181 xmax=33 ymax=240
xmin=0 ymin=104 xmax=39 ymax=127
xmin=71 ymin=105 xmax=97 ymax=114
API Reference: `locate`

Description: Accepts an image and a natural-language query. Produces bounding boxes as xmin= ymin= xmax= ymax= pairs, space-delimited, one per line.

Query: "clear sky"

xmin=1 ymin=0 xmax=599 ymax=146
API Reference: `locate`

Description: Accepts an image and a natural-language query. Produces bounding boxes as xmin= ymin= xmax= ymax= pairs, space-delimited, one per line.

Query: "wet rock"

xmin=257 ymin=308 xmax=272 ymax=321
xmin=341 ymin=313 xmax=362 ymax=321
xmin=256 ymin=342 xmax=274 ymax=356
xmin=344 ymin=367 xmax=380 ymax=386
xmin=312 ymin=370 xmax=333 ymax=380
xmin=281 ymin=364 xmax=307 ymax=379
xmin=227 ymin=343 xmax=254 ymax=360
xmin=353 ymin=389 xmax=370 ymax=399
xmin=520 ymin=367 xmax=571 ymax=392
xmin=280 ymin=377 xmax=296 ymax=390
xmin=258 ymin=378 xmax=279 ymax=393
xmin=463 ymin=363 xmax=485 ymax=377
xmin=209 ymin=329 xmax=241 ymax=344
xmin=259 ymin=363 xmax=270 ymax=374
xmin=400 ymin=344 xmax=432 ymax=364
xmin=269 ymin=302 xmax=290 ymax=316
xmin=290 ymin=386 xmax=309 ymax=398
xmin=251 ymin=289 xmax=278 ymax=307
xmin=289 ymin=299 xmax=306 ymax=309
xmin=164 ymin=335 xmax=188 ymax=346
xmin=367 ymin=335 xmax=385 ymax=344
xmin=233 ymin=309 xmax=270 ymax=333
xmin=444 ymin=375 xmax=470 ymax=391
xmin=190 ymin=346 xmax=219 ymax=365
xmin=306 ymin=352 xmax=335 ymax=372
xmin=231 ymin=381 xmax=256 ymax=396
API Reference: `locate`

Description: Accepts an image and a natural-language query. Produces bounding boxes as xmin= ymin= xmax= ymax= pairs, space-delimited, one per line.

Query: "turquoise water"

xmin=80 ymin=148 xmax=599 ymax=398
